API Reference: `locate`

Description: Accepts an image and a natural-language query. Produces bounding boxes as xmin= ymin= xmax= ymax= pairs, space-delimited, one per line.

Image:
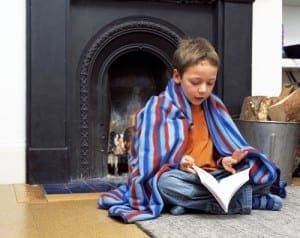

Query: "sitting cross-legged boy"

xmin=98 ymin=37 xmax=286 ymax=223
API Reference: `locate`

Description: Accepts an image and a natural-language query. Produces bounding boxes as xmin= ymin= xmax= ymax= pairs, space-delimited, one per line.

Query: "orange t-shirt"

xmin=185 ymin=104 xmax=218 ymax=170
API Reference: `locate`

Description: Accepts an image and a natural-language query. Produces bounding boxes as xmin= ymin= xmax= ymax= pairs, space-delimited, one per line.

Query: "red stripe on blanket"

xmin=210 ymin=96 xmax=229 ymax=114
xmin=144 ymin=181 xmax=151 ymax=198
xmin=126 ymin=210 xmax=148 ymax=222
xmin=259 ymin=171 xmax=269 ymax=184
xmin=131 ymin=178 xmax=139 ymax=209
xmin=173 ymin=119 xmax=189 ymax=164
xmin=152 ymin=97 xmax=163 ymax=171
xmin=174 ymin=81 xmax=186 ymax=110
xmin=110 ymin=189 xmax=123 ymax=199
xmin=157 ymin=164 xmax=172 ymax=176
xmin=164 ymin=103 xmax=172 ymax=153
xmin=207 ymin=97 xmax=234 ymax=153
xmin=250 ymin=159 xmax=262 ymax=177
xmin=216 ymin=124 xmax=234 ymax=153
xmin=101 ymin=193 xmax=120 ymax=201
xmin=131 ymin=169 xmax=139 ymax=178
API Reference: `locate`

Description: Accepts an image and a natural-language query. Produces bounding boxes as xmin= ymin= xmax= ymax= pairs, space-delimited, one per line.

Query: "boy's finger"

xmin=225 ymin=165 xmax=236 ymax=174
xmin=232 ymin=158 xmax=239 ymax=164
xmin=228 ymin=165 xmax=236 ymax=174
xmin=188 ymin=168 xmax=196 ymax=174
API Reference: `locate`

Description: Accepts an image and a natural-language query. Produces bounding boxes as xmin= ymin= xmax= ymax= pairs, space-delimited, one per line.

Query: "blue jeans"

xmin=158 ymin=165 xmax=275 ymax=214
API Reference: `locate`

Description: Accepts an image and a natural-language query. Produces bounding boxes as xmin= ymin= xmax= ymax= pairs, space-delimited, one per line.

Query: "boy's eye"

xmin=191 ymin=81 xmax=199 ymax=86
xmin=190 ymin=79 xmax=202 ymax=85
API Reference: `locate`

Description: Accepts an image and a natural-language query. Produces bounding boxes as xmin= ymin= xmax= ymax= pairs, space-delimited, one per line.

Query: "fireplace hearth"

xmin=27 ymin=0 xmax=255 ymax=183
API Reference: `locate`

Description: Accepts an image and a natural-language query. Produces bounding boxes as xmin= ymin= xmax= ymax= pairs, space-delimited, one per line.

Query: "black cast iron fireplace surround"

xmin=27 ymin=0 xmax=254 ymax=184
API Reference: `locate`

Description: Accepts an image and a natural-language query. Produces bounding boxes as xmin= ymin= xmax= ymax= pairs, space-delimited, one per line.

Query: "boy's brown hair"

xmin=172 ymin=37 xmax=220 ymax=76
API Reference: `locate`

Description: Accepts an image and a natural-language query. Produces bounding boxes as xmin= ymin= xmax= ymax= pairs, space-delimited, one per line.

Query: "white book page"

xmin=192 ymin=166 xmax=250 ymax=212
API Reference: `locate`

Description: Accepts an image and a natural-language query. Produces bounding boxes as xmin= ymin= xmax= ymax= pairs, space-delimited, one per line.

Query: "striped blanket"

xmin=98 ymin=79 xmax=285 ymax=223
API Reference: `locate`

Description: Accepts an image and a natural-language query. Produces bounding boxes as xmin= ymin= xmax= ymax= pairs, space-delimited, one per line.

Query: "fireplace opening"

xmin=106 ymin=50 xmax=171 ymax=175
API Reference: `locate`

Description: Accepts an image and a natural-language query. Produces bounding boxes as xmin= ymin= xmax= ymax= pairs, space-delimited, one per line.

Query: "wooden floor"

xmin=0 ymin=184 xmax=148 ymax=238
xmin=1 ymin=178 xmax=300 ymax=238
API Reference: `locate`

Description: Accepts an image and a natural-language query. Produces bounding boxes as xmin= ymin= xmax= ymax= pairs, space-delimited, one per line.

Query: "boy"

xmin=98 ymin=37 xmax=285 ymax=223
xmin=157 ymin=38 xmax=283 ymax=215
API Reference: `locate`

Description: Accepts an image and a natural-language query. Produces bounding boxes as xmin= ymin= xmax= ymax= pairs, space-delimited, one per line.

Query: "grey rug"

xmin=137 ymin=186 xmax=300 ymax=238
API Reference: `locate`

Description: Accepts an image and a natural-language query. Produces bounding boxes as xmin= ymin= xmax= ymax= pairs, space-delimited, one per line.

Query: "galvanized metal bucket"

xmin=235 ymin=119 xmax=300 ymax=184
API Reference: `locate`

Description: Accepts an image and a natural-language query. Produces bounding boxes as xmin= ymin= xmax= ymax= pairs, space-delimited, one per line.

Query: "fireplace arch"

xmin=78 ymin=16 xmax=185 ymax=178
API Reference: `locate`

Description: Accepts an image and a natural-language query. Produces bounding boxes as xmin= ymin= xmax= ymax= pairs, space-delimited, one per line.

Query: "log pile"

xmin=239 ymin=84 xmax=300 ymax=168
xmin=239 ymin=84 xmax=300 ymax=122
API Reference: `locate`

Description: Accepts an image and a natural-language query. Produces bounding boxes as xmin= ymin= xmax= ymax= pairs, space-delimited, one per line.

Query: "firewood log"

xmin=268 ymin=88 xmax=300 ymax=122
xmin=278 ymin=83 xmax=295 ymax=100
xmin=239 ymin=96 xmax=278 ymax=121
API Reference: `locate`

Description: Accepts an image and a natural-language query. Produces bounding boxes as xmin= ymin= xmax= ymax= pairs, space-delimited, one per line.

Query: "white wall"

xmin=0 ymin=0 xmax=26 ymax=183
xmin=252 ymin=0 xmax=282 ymax=97
xmin=0 ymin=1 xmax=284 ymax=184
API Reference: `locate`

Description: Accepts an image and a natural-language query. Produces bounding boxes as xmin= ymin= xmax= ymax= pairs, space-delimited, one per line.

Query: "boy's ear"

xmin=173 ymin=69 xmax=181 ymax=84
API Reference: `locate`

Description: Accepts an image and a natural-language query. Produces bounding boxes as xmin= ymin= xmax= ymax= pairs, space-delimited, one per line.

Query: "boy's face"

xmin=173 ymin=60 xmax=218 ymax=106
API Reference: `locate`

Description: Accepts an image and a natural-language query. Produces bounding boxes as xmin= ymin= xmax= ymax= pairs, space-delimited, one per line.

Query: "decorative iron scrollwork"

xmin=79 ymin=16 xmax=184 ymax=178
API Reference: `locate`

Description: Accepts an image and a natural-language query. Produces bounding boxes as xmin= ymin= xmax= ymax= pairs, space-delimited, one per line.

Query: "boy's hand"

xmin=222 ymin=149 xmax=248 ymax=174
xmin=180 ymin=155 xmax=196 ymax=174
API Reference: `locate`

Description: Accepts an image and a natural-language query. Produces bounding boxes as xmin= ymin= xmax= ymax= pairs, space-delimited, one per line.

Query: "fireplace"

xmin=27 ymin=0 xmax=255 ymax=183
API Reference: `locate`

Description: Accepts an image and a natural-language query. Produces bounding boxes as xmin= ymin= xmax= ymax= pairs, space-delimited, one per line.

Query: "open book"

xmin=192 ymin=165 xmax=251 ymax=213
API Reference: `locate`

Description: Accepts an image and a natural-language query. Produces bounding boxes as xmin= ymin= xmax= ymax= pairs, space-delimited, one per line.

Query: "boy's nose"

xmin=198 ymin=84 xmax=207 ymax=93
